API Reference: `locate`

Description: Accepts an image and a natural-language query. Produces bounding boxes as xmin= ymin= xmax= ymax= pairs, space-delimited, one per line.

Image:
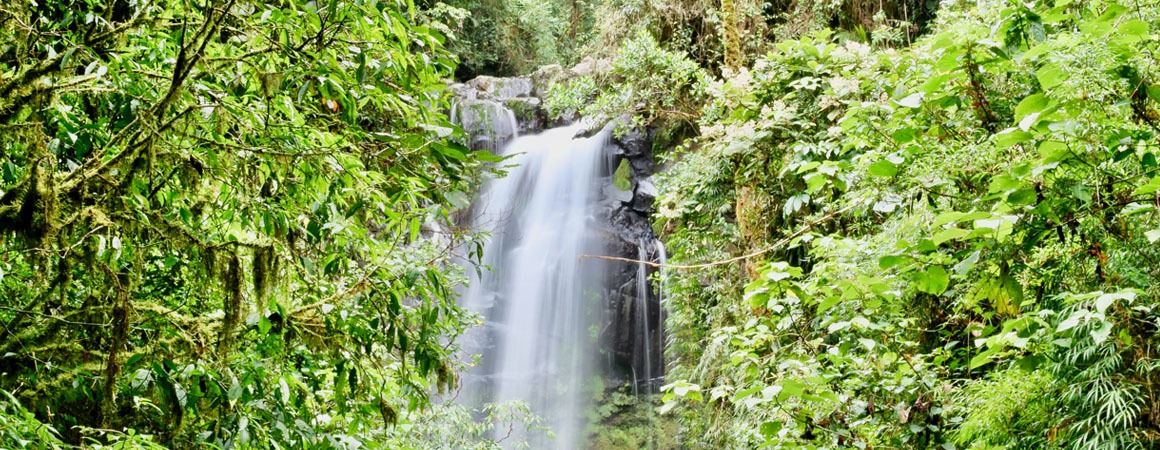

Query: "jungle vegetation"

xmin=4 ymin=0 xmax=1160 ymax=448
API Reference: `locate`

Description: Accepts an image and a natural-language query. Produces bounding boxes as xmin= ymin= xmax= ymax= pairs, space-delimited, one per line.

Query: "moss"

xmin=252 ymin=245 xmax=272 ymax=312
xmin=586 ymin=384 xmax=681 ymax=450
xmin=613 ymin=158 xmax=632 ymax=191
xmin=218 ymin=252 xmax=243 ymax=355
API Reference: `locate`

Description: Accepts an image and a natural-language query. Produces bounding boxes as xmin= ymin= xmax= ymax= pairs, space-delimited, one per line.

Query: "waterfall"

xmin=632 ymin=241 xmax=652 ymax=396
xmin=655 ymin=238 xmax=667 ymax=382
xmin=461 ymin=123 xmax=613 ymax=449
xmin=631 ymin=239 xmax=667 ymax=396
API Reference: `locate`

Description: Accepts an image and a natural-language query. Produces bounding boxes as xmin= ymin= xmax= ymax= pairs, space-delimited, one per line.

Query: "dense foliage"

xmin=0 ymin=0 xmax=500 ymax=447
xmin=421 ymin=0 xmax=597 ymax=77
xmin=652 ymin=0 xmax=1160 ymax=448
xmin=6 ymin=0 xmax=1160 ymax=447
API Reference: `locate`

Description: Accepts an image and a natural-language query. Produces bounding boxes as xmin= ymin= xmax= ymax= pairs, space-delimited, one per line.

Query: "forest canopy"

xmin=0 ymin=0 xmax=499 ymax=447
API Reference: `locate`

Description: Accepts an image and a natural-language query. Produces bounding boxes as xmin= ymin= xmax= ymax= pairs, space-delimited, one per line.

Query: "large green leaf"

xmin=915 ymin=266 xmax=950 ymax=295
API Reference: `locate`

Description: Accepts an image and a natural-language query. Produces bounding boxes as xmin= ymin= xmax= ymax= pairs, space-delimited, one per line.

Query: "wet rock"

xmin=603 ymin=184 xmax=634 ymax=204
xmin=572 ymin=118 xmax=608 ymax=139
xmin=467 ymin=76 xmax=534 ymax=99
xmin=455 ymin=99 xmax=517 ymax=152
xmin=504 ymin=97 xmax=545 ymax=134
xmin=632 ymin=177 xmax=657 ymax=213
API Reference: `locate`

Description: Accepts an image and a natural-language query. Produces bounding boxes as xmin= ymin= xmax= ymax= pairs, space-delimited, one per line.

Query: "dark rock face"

xmin=453 ymin=72 xmax=664 ymax=388
xmin=597 ymin=124 xmax=663 ymax=387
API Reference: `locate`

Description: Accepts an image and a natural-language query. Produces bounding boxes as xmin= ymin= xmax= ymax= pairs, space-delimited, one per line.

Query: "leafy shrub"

xmin=655 ymin=0 xmax=1160 ymax=448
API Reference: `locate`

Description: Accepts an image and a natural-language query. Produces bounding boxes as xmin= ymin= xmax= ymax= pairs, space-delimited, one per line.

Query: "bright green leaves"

xmin=744 ymin=261 xmax=805 ymax=311
xmin=932 ymin=227 xmax=970 ymax=246
xmin=1078 ymin=3 xmax=1129 ymax=38
xmin=1134 ymin=177 xmax=1160 ymax=195
xmin=915 ymin=265 xmax=950 ymax=295
xmin=1036 ymin=64 xmax=1066 ymax=89
xmin=657 ymin=0 xmax=1160 ymax=448
xmin=0 ymin=0 xmax=483 ymax=445
xmin=970 ymin=275 xmax=1024 ymax=316
xmin=1055 ymin=291 xmax=1137 ymax=346
xmin=869 ymin=157 xmax=901 ymax=177
xmin=1013 ymin=94 xmax=1048 ymax=128
xmin=993 ymin=128 xmax=1034 ymax=147
xmin=659 ymin=380 xmax=703 ymax=415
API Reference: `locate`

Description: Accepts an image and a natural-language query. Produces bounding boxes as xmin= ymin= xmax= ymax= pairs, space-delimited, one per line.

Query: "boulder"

xmin=467 ymin=76 xmax=533 ymax=99
xmin=632 ymin=177 xmax=658 ymax=213
xmin=530 ymin=64 xmax=570 ymax=97
xmin=570 ymin=57 xmax=613 ymax=78
xmin=603 ymin=183 xmax=634 ymax=204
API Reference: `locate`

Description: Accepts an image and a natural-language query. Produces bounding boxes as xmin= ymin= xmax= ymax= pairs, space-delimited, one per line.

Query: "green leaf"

xmin=879 ymin=254 xmax=910 ymax=269
xmin=953 ymin=250 xmax=981 ymax=277
xmin=1095 ymin=291 xmax=1135 ymax=314
xmin=915 ymin=266 xmax=950 ymax=295
xmin=279 ymin=377 xmax=291 ymax=403
xmin=1133 ymin=177 xmax=1160 ymax=195
xmin=816 ymin=295 xmax=842 ymax=314
xmin=1057 ymin=310 xmax=1086 ymax=332
xmin=892 ymin=127 xmax=917 ymax=143
xmin=969 ymin=351 xmax=994 ymax=370
xmin=228 ymin=382 xmax=243 ymax=402
xmin=932 ymin=227 xmax=969 ymax=245
xmin=1006 ymin=188 xmax=1038 ymax=206
xmin=778 ymin=379 xmax=806 ymax=397
xmin=1014 ymin=93 xmax=1048 ymax=120
xmin=1036 ymin=64 xmax=1065 ymax=89
xmin=932 ymin=211 xmax=965 ymax=228
xmin=1148 ymin=85 xmax=1160 ymax=103
xmin=1038 ymin=140 xmax=1071 ymax=163
xmin=988 ymin=174 xmax=1023 ymax=193
xmin=760 ymin=421 xmax=783 ymax=439
xmin=1117 ymin=19 xmax=1149 ymax=41
xmin=1091 ymin=321 xmax=1113 ymax=344
xmin=734 ymin=386 xmax=762 ymax=402
xmin=896 ymin=93 xmax=924 ymax=108
xmin=1146 ymin=229 xmax=1160 ymax=243
xmin=993 ymin=129 xmax=1034 ymax=148
xmin=868 ymin=159 xmax=899 ymax=177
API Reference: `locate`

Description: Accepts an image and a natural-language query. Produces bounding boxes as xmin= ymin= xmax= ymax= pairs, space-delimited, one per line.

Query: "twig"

xmin=580 ymin=205 xmax=857 ymax=269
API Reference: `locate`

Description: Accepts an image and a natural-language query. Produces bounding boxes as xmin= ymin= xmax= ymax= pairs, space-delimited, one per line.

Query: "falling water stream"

xmin=453 ymin=83 xmax=671 ymax=446
xmin=461 ymin=123 xmax=612 ymax=448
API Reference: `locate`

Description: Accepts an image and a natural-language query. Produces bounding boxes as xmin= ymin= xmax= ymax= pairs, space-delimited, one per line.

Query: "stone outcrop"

xmin=449 ymin=76 xmax=540 ymax=151
xmin=597 ymin=122 xmax=664 ymax=386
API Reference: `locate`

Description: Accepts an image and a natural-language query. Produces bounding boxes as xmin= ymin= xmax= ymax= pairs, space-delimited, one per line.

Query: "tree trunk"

xmin=722 ymin=0 xmax=741 ymax=69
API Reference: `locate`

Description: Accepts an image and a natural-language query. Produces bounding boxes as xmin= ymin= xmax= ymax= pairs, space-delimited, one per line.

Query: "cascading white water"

xmin=631 ymin=239 xmax=668 ymax=396
xmin=632 ymin=242 xmax=652 ymax=396
xmin=461 ymin=123 xmax=612 ymax=449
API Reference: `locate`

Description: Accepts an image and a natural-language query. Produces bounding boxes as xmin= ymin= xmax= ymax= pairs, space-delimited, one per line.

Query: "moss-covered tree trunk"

xmin=722 ymin=0 xmax=741 ymax=70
